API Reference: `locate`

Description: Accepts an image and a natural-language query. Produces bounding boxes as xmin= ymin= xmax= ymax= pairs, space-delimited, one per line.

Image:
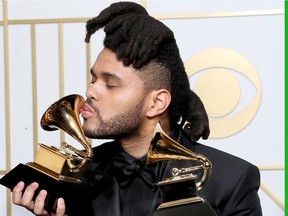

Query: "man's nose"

xmin=86 ymin=84 xmax=100 ymax=101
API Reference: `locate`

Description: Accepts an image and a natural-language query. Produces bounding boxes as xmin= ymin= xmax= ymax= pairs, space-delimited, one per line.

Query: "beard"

xmin=83 ymin=99 xmax=145 ymax=140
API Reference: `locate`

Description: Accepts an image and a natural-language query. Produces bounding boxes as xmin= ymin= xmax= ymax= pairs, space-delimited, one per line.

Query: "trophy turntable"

xmin=147 ymin=122 xmax=216 ymax=216
xmin=0 ymin=94 xmax=93 ymax=215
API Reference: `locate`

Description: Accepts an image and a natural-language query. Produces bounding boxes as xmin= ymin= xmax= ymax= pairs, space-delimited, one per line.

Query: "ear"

xmin=146 ymin=89 xmax=171 ymax=118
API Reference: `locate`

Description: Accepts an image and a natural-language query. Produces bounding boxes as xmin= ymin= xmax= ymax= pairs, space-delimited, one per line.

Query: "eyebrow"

xmin=90 ymin=69 xmax=122 ymax=81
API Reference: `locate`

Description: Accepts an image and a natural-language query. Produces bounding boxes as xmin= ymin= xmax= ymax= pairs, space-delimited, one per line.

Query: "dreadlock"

xmin=85 ymin=1 xmax=210 ymax=141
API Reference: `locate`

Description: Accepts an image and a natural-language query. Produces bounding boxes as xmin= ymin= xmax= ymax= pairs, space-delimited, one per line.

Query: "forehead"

xmin=91 ymin=48 xmax=145 ymax=90
xmin=96 ymin=48 xmax=119 ymax=63
xmin=92 ymin=48 xmax=134 ymax=75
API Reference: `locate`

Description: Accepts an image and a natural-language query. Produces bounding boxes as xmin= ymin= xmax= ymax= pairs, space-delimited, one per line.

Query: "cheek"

xmin=106 ymin=89 xmax=143 ymax=109
xmin=98 ymin=83 xmax=145 ymax=118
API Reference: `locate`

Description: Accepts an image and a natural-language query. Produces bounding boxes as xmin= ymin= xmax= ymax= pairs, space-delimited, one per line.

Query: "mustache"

xmin=85 ymin=99 xmax=100 ymax=115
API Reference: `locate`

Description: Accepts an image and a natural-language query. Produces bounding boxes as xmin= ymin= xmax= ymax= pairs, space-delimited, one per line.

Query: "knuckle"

xmin=21 ymin=199 xmax=32 ymax=207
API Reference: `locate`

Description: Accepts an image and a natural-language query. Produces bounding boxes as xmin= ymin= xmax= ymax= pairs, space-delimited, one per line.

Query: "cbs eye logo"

xmin=185 ymin=48 xmax=261 ymax=138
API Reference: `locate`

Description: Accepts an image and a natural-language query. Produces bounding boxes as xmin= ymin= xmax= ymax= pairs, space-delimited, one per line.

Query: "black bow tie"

xmin=112 ymin=152 xmax=158 ymax=188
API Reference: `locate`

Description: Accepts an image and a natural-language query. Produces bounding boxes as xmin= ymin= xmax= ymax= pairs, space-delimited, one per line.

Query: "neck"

xmin=118 ymin=120 xmax=171 ymax=159
xmin=119 ymin=122 xmax=153 ymax=158
xmin=119 ymin=134 xmax=151 ymax=159
xmin=119 ymin=123 xmax=155 ymax=158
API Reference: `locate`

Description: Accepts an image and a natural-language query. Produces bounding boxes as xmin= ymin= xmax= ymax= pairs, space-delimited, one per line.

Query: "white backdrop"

xmin=0 ymin=0 xmax=284 ymax=216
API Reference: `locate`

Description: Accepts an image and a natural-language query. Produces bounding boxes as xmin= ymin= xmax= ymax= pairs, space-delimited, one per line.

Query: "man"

xmin=12 ymin=2 xmax=262 ymax=216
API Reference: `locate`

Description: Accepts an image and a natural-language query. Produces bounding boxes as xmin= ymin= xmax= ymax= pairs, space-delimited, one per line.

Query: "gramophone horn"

xmin=41 ymin=94 xmax=93 ymax=172
xmin=147 ymin=122 xmax=212 ymax=190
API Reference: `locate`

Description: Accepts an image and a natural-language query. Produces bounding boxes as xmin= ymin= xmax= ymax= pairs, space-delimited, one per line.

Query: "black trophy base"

xmin=158 ymin=175 xmax=198 ymax=203
xmin=0 ymin=163 xmax=93 ymax=216
xmin=153 ymin=201 xmax=217 ymax=216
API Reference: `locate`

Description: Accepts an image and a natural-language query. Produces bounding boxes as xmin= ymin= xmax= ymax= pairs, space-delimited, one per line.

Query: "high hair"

xmin=85 ymin=2 xmax=209 ymax=141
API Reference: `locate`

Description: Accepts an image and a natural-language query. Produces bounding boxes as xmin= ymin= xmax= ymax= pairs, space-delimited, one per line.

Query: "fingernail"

xmin=59 ymin=198 xmax=64 ymax=204
xmin=31 ymin=182 xmax=39 ymax=187
xmin=17 ymin=181 xmax=24 ymax=187
xmin=40 ymin=190 xmax=47 ymax=196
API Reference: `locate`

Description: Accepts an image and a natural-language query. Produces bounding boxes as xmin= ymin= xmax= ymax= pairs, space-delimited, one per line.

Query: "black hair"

xmin=85 ymin=1 xmax=209 ymax=140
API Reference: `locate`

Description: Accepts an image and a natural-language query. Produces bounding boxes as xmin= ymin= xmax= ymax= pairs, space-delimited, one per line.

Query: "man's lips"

xmin=80 ymin=103 xmax=94 ymax=118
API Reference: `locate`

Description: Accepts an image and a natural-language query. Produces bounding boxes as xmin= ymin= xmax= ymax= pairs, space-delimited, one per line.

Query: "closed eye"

xmin=103 ymin=71 xmax=121 ymax=88
xmin=106 ymin=82 xmax=118 ymax=88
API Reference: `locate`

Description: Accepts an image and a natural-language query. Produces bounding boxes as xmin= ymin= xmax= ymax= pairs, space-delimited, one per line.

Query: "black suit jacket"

xmin=80 ymin=127 xmax=262 ymax=216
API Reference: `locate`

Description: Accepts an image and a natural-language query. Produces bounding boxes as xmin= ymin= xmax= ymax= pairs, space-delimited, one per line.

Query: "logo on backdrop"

xmin=185 ymin=48 xmax=261 ymax=138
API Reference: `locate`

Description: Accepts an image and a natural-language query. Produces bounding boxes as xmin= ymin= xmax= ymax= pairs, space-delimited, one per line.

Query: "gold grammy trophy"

xmin=0 ymin=94 xmax=93 ymax=215
xmin=147 ymin=123 xmax=216 ymax=216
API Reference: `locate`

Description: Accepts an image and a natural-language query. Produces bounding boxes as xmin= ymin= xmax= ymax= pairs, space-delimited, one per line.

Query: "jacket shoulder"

xmin=193 ymin=143 xmax=258 ymax=172
xmin=193 ymin=143 xmax=261 ymax=215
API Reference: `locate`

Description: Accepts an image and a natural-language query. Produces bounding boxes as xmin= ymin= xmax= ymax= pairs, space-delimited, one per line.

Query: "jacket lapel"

xmin=91 ymin=175 xmax=121 ymax=216
xmin=81 ymin=142 xmax=122 ymax=216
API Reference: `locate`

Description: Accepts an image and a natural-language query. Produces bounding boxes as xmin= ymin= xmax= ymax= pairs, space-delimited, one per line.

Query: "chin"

xmin=83 ymin=122 xmax=96 ymax=134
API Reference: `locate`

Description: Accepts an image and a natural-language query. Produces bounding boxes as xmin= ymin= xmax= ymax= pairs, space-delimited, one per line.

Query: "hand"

xmin=12 ymin=181 xmax=66 ymax=216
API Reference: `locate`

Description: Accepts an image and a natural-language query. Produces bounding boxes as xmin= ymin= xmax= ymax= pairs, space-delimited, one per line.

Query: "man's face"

xmin=81 ymin=48 xmax=147 ymax=139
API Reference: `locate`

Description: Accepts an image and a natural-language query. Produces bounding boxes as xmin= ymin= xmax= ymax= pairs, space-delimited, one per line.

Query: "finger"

xmin=33 ymin=190 xmax=48 ymax=215
xmin=21 ymin=182 xmax=39 ymax=210
xmin=12 ymin=181 xmax=25 ymax=205
xmin=56 ymin=198 xmax=66 ymax=216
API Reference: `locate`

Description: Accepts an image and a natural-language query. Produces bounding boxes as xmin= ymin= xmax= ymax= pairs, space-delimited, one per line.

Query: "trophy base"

xmin=153 ymin=200 xmax=216 ymax=216
xmin=157 ymin=174 xmax=198 ymax=204
xmin=158 ymin=196 xmax=203 ymax=209
xmin=0 ymin=163 xmax=93 ymax=216
xmin=26 ymin=162 xmax=81 ymax=183
xmin=155 ymin=174 xmax=216 ymax=215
